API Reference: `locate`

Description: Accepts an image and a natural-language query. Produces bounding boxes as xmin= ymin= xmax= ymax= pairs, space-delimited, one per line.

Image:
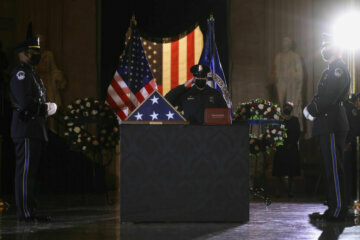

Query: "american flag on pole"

xmin=106 ymin=23 xmax=157 ymax=120
xmin=140 ymin=26 xmax=203 ymax=95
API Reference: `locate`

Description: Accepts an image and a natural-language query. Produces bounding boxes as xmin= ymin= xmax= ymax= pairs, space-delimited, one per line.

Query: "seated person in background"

xmin=272 ymin=102 xmax=301 ymax=198
xmin=165 ymin=64 xmax=227 ymax=124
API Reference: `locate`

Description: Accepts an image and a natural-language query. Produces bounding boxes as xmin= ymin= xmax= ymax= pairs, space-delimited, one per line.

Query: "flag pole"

xmin=127 ymin=14 xmax=137 ymax=86
xmin=209 ymin=14 xmax=216 ymax=88
xmin=130 ymin=13 xmax=137 ymax=26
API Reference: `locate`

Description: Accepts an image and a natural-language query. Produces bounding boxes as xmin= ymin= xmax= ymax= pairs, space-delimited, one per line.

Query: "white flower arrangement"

xmin=234 ymin=98 xmax=287 ymax=156
xmin=63 ymin=98 xmax=120 ymax=152
xmin=234 ymin=98 xmax=282 ymax=121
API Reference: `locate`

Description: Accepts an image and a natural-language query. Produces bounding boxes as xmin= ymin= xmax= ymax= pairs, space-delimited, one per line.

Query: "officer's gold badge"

xmin=16 ymin=71 xmax=25 ymax=80
xmin=209 ymin=96 xmax=214 ymax=103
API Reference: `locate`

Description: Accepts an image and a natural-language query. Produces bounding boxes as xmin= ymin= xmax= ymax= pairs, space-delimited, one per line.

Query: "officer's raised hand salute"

xmin=305 ymin=33 xmax=351 ymax=222
xmin=165 ymin=64 xmax=227 ymax=124
xmin=10 ymin=23 xmax=55 ymax=223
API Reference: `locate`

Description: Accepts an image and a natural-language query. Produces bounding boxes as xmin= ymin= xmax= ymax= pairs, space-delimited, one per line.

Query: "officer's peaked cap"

xmin=190 ymin=64 xmax=210 ymax=78
xmin=14 ymin=22 xmax=41 ymax=53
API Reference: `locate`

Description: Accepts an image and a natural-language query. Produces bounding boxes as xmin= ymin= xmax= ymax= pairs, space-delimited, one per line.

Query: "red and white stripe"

xmin=106 ymin=71 xmax=157 ymax=120
xmin=106 ymin=26 xmax=203 ymax=121
xmin=160 ymin=26 xmax=203 ymax=95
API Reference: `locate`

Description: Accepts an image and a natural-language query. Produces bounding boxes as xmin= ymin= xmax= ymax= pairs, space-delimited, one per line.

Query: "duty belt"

xmin=10 ymin=93 xmax=43 ymax=120
xmin=323 ymin=101 xmax=344 ymax=117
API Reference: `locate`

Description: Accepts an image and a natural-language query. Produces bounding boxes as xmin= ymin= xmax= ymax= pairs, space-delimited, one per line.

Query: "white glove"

xmin=303 ymin=106 xmax=315 ymax=121
xmin=46 ymin=102 xmax=57 ymax=116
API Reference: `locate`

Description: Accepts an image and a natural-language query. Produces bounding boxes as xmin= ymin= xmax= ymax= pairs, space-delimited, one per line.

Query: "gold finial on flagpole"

xmin=209 ymin=13 xmax=215 ymax=22
xmin=131 ymin=13 xmax=137 ymax=26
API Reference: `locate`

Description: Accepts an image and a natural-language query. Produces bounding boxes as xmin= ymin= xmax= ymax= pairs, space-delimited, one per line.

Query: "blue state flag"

xmin=199 ymin=18 xmax=233 ymax=115
xmin=126 ymin=91 xmax=186 ymax=121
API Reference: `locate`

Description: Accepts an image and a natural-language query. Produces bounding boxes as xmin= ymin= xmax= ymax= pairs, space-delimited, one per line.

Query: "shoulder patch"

xmin=16 ymin=71 xmax=25 ymax=80
xmin=334 ymin=68 xmax=344 ymax=78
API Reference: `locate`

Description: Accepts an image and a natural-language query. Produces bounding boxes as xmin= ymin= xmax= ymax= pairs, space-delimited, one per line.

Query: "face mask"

xmin=321 ymin=47 xmax=334 ymax=62
xmin=29 ymin=53 xmax=41 ymax=65
xmin=195 ymin=79 xmax=206 ymax=88
xmin=283 ymin=108 xmax=292 ymax=115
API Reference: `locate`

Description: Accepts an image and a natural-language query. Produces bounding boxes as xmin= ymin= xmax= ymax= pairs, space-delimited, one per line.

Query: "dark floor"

xmin=0 ymin=194 xmax=360 ymax=240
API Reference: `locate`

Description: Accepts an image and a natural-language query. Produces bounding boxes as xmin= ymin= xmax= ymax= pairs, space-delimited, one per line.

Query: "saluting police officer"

xmin=10 ymin=23 xmax=57 ymax=222
xmin=165 ymin=64 xmax=227 ymax=124
xmin=303 ymin=33 xmax=350 ymax=221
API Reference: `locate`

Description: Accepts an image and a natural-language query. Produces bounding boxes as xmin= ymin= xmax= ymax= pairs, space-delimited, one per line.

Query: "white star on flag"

xmin=150 ymin=111 xmax=159 ymax=120
xmin=165 ymin=111 xmax=174 ymax=120
xmin=134 ymin=112 xmax=143 ymax=120
xmin=150 ymin=95 xmax=159 ymax=105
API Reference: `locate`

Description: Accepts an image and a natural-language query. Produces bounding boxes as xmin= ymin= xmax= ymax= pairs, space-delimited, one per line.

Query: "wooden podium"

xmin=119 ymin=123 xmax=249 ymax=222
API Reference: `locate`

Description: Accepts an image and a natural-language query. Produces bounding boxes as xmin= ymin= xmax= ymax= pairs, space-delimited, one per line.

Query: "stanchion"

xmin=0 ymin=135 xmax=8 ymax=209
xmin=0 ymin=135 xmax=2 ymax=195
xmin=248 ymin=121 xmax=272 ymax=206
xmin=354 ymin=136 xmax=360 ymax=213
xmin=0 ymin=134 xmax=9 ymax=209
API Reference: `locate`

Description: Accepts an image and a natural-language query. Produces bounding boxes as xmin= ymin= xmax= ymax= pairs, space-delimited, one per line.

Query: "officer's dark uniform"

xmin=307 ymin=57 xmax=350 ymax=220
xmin=10 ymin=24 xmax=49 ymax=221
xmin=165 ymin=65 xmax=227 ymax=124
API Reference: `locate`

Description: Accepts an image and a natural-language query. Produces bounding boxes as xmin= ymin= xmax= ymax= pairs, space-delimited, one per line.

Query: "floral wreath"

xmin=234 ymin=98 xmax=287 ymax=156
xmin=63 ymin=98 xmax=119 ymax=152
xmin=234 ymin=98 xmax=282 ymax=121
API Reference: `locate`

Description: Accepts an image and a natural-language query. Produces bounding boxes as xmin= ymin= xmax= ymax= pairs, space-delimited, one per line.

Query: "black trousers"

xmin=318 ymin=132 xmax=347 ymax=218
xmin=13 ymin=138 xmax=43 ymax=220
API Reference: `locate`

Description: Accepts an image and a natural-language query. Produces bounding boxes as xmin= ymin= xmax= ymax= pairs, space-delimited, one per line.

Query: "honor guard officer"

xmin=303 ymin=33 xmax=350 ymax=221
xmin=10 ymin=23 xmax=57 ymax=222
xmin=165 ymin=64 xmax=227 ymax=124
